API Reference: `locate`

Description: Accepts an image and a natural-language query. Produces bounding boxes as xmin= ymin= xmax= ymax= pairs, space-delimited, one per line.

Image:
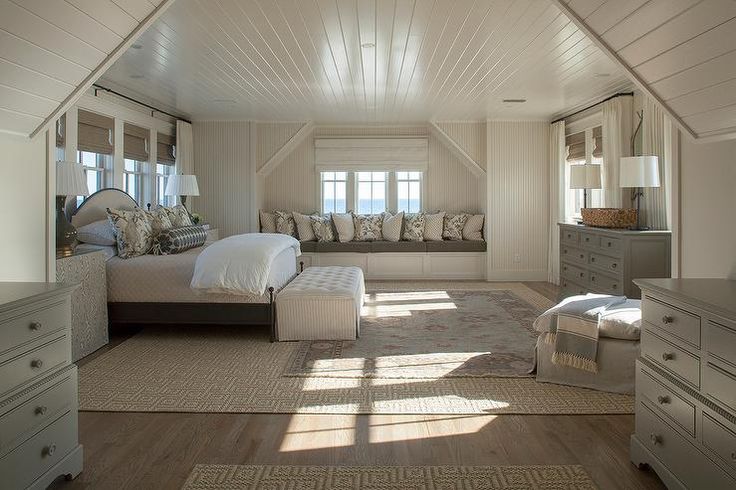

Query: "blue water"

xmin=323 ymin=199 xmax=420 ymax=214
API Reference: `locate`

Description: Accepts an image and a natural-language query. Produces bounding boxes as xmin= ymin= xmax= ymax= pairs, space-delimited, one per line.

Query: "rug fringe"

xmin=551 ymin=351 xmax=598 ymax=373
xmin=545 ymin=332 xmax=556 ymax=345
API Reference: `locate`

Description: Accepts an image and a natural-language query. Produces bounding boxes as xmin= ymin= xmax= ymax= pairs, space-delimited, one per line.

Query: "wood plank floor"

xmin=50 ymin=282 xmax=665 ymax=490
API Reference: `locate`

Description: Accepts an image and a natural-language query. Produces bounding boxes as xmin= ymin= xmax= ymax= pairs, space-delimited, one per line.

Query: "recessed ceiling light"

xmin=594 ymin=73 xmax=610 ymax=77
xmin=129 ymin=74 xmax=145 ymax=79
xmin=131 ymin=43 xmax=143 ymax=50
xmin=212 ymin=99 xmax=236 ymax=104
xmin=502 ymin=98 xmax=526 ymax=103
xmin=361 ymin=42 xmax=375 ymax=48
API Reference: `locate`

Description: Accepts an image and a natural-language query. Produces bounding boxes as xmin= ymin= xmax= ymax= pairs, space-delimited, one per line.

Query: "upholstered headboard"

xmin=71 ymin=189 xmax=137 ymax=228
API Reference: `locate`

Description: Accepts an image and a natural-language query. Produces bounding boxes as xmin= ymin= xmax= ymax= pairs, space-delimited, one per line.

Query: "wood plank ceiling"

xmin=99 ymin=0 xmax=632 ymax=123
xmin=556 ymin=0 xmax=736 ymax=140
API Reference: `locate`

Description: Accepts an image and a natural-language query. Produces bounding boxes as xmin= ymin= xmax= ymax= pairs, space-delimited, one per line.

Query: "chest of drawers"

xmin=631 ymin=279 xmax=736 ymax=489
xmin=558 ymin=223 xmax=671 ymax=299
xmin=0 ymin=282 xmax=82 ymax=490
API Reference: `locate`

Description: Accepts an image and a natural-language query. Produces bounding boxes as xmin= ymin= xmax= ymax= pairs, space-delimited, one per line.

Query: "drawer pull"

xmin=42 ymin=444 xmax=56 ymax=458
xmin=649 ymin=433 xmax=662 ymax=445
xmin=29 ymin=321 xmax=42 ymax=331
xmin=661 ymin=352 xmax=674 ymax=361
xmin=591 ymin=257 xmax=596 ymax=263
xmin=612 ymin=284 xmax=618 ymax=289
xmin=35 ymin=405 xmax=48 ymax=415
xmin=563 ymin=266 xmax=568 ymax=271
xmin=579 ymin=272 xmax=584 ymax=278
xmin=661 ymin=315 xmax=674 ymax=324
xmin=30 ymin=358 xmax=44 ymax=369
xmin=731 ymin=451 xmax=736 ymax=462
xmin=591 ymin=276 xmax=596 ymax=282
xmin=606 ymin=241 xmax=612 ymax=247
xmin=611 ymin=263 xmax=618 ymax=269
xmin=585 ymin=237 xmax=590 ymax=242
xmin=657 ymin=395 xmax=670 ymax=405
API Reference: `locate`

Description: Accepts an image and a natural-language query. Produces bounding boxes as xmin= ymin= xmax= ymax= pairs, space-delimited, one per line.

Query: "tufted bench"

xmin=276 ymin=266 xmax=365 ymax=341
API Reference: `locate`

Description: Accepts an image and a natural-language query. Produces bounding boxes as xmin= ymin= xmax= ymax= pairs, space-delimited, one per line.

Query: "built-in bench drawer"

xmin=561 ymin=246 xmax=587 ymax=265
xmin=561 ymin=262 xmax=588 ymax=284
xmin=643 ymin=295 xmax=701 ymax=348
xmin=707 ymin=319 xmax=736 ymax=371
xmin=702 ymin=412 xmax=736 ymax=473
xmin=703 ymin=363 xmax=736 ymax=413
xmin=561 ymin=229 xmax=579 ymax=245
xmin=0 ymin=336 xmax=69 ymax=397
xmin=638 ymin=366 xmax=695 ymax=436
xmin=641 ymin=330 xmax=700 ymax=388
xmin=579 ymin=231 xmax=599 ymax=248
xmin=0 ymin=300 xmax=69 ymax=357
xmin=589 ymin=271 xmax=623 ymax=295
xmin=588 ymin=252 xmax=621 ymax=275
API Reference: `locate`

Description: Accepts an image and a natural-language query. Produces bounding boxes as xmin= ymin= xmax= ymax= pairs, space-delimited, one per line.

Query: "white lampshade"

xmin=569 ymin=164 xmax=602 ymax=189
xmin=165 ymin=174 xmax=200 ymax=197
xmin=56 ymin=161 xmax=89 ymax=196
xmin=620 ymin=156 xmax=660 ymax=188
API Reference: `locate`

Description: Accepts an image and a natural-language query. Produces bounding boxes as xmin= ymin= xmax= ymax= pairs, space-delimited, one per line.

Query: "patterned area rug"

xmin=284 ymin=289 xmax=545 ymax=378
xmin=182 ymin=464 xmax=597 ymax=489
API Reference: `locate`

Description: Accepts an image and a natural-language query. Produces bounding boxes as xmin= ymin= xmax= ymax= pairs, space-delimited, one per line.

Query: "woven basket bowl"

xmin=581 ymin=208 xmax=637 ymax=228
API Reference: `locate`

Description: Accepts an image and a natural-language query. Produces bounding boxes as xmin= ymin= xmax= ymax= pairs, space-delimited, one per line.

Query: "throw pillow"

xmin=402 ymin=213 xmax=425 ymax=242
xmin=423 ymin=211 xmax=446 ymax=241
xmin=76 ymin=219 xmax=116 ymax=246
xmin=274 ymin=211 xmax=297 ymax=237
xmin=293 ymin=212 xmax=317 ymax=241
xmin=162 ymin=205 xmax=192 ymax=227
xmin=310 ymin=215 xmax=335 ymax=242
xmin=259 ymin=210 xmax=277 ymax=233
xmin=443 ymin=213 xmax=468 ymax=241
xmin=332 ymin=212 xmax=355 ymax=242
xmin=106 ymin=207 xmax=154 ymax=258
xmin=146 ymin=207 xmax=174 ymax=235
xmin=463 ymin=214 xmax=485 ymax=240
xmin=353 ymin=214 xmax=383 ymax=241
xmin=152 ymin=225 xmax=207 ymax=255
xmin=382 ymin=211 xmax=404 ymax=242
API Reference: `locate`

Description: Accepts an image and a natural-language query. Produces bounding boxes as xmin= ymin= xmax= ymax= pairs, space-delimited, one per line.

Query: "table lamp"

xmin=56 ymin=161 xmax=89 ymax=257
xmin=619 ymin=156 xmax=660 ymax=231
xmin=164 ymin=174 xmax=199 ymax=212
xmin=570 ymin=164 xmax=601 ymax=208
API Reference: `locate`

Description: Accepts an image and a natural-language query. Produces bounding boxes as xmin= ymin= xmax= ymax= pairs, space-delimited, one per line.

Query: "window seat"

xmin=299 ymin=240 xmax=486 ymax=253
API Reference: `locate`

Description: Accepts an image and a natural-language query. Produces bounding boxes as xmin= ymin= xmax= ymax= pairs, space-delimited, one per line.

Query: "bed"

xmin=71 ymin=189 xmax=297 ymax=339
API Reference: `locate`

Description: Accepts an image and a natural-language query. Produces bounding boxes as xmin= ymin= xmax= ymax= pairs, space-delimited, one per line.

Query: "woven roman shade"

xmin=315 ymin=138 xmax=429 ymax=172
xmin=565 ymin=131 xmax=585 ymax=162
xmin=56 ymin=114 xmax=65 ymax=149
xmin=592 ymin=126 xmax=603 ymax=159
xmin=157 ymin=133 xmax=176 ymax=165
xmin=78 ymin=109 xmax=114 ymax=155
xmin=124 ymin=123 xmax=149 ymax=161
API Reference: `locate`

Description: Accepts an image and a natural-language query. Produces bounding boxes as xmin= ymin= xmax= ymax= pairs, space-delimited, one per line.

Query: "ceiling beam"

xmin=29 ymin=0 xmax=178 ymax=140
xmin=549 ymin=0 xmax=698 ymax=141
xmin=257 ymin=121 xmax=315 ymax=177
xmin=429 ymin=122 xmax=485 ymax=176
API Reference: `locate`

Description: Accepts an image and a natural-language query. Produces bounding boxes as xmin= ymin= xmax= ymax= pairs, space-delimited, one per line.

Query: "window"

xmin=321 ymin=172 xmax=347 ymax=214
xmin=565 ymin=126 xmax=603 ymax=222
xmin=77 ymin=150 xmax=110 ymax=205
xmin=356 ymin=172 xmax=387 ymax=214
xmin=123 ymin=159 xmax=144 ymax=204
xmin=396 ymin=171 xmax=421 ymax=213
xmin=156 ymin=163 xmax=175 ymax=206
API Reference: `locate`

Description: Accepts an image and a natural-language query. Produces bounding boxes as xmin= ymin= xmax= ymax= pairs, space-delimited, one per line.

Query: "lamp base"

xmin=56 ymin=196 xmax=78 ymax=258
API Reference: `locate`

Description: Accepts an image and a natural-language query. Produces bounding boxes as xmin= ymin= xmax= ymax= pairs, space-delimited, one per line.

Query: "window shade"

xmin=124 ymin=123 xmax=149 ymax=162
xmin=56 ymin=114 xmax=65 ymax=149
xmin=565 ymin=131 xmax=585 ymax=162
xmin=315 ymin=138 xmax=428 ymax=172
xmin=157 ymin=133 xmax=176 ymax=165
xmin=592 ymin=126 xmax=603 ymax=159
xmin=78 ymin=109 xmax=114 ymax=155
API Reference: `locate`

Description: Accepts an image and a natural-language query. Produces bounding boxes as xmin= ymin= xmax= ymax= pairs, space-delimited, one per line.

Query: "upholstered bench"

xmin=276 ymin=266 xmax=365 ymax=341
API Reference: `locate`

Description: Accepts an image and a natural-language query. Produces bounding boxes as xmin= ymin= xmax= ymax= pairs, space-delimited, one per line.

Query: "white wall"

xmin=679 ymin=135 xmax=736 ymax=279
xmin=0 ymin=132 xmax=49 ymax=281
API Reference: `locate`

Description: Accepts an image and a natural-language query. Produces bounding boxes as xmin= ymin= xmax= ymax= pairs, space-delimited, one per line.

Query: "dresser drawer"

xmin=703 ymin=363 xmax=736 ymax=413
xmin=0 ymin=336 xmax=69 ymax=396
xmin=702 ymin=413 xmax=736 ymax=473
xmin=638 ymin=367 xmax=695 ymax=436
xmin=589 ymin=271 xmax=623 ymax=295
xmin=561 ymin=229 xmax=579 ymax=245
xmin=641 ymin=330 xmax=700 ymax=388
xmin=636 ymin=402 xmax=735 ymax=490
xmin=0 ymin=410 xmax=77 ymax=490
xmin=707 ymin=320 xmax=736 ymax=370
xmin=599 ymin=236 xmax=622 ymax=255
xmin=579 ymin=231 xmax=599 ymax=248
xmin=561 ymin=246 xmax=587 ymax=265
xmin=0 ymin=300 xmax=69 ymax=357
xmin=643 ymin=296 xmax=701 ymax=348
xmin=560 ymin=279 xmax=588 ymax=297
xmin=561 ymin=262 xmax=588 ymax=284
xmin=0 ymin=368 xmax=76 ymax=456
xmin=588 ymin=252 xmax=621 ymax=274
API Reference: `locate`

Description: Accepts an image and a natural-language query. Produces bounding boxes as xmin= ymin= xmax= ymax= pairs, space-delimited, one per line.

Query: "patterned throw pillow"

xmin=293 ymin=212 xmax=317 ymax=241
xmin=443 ymin=213 xmax=469 ymax=241
xmin=76 ymin=219 xmax=116 ymax=246
xmin=353 ymin=214 xmax=383 ymax=241
xmin=146 ymin=207 xmax=173 ymax=235
xmin=382 ymin=212 xmax=403 ymax=242
xmin=463 ymin=214 xmax=485 ymax=240
xmin=332 ymin=213 xmax=355 ymax=242
xmin=424 ymin=211 xmax=446 ymax=241
xmin=310 ymin=215 xmax=335 ymax=242
xmin=259 ymin=210 xmax=277 ymax=233
xmin=402 ymin=213 xmax=425 ymax=242
xmin=106 ymin=207 xmax=154 ymax=259
xmin=152 ymin=225 xmax=207 ymax=255
xmin=162 ymin=205 xmax=192 ymax=227
xmin=274 ymin=211 xmax=297 ymax=237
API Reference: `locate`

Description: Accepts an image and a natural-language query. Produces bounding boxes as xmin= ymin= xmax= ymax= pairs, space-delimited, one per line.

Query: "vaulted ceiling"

xmin=98 ymin=0 xmax=632 ymax=123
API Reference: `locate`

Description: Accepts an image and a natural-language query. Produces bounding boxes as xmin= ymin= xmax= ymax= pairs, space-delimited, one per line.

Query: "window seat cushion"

xmin=425 ymin=240 xmax=487 ymax=252
xmin=299 ymin=240 xmax=487 ymax=253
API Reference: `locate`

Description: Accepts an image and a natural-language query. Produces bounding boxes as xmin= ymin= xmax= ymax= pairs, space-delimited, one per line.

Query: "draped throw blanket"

xmin=545 ymin=295 xmax=627 ymax=373
xmin=191 ymin=233 xmax=300 ymax=295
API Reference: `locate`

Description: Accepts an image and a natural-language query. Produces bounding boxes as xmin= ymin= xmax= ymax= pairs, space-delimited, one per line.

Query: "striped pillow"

xmin=153 ymin=225 xmax=207 ymax=255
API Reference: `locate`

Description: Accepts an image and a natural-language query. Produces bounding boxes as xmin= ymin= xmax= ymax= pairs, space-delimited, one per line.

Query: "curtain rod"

xmin=551 ymin=92 xmax=634 ymax=125
xmin=92 ymin=83 xmax=191 ymax=124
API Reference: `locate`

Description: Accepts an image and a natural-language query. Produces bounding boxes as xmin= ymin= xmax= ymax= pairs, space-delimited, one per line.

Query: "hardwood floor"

xmin=51 ymin=281 xmax=665 ymax=490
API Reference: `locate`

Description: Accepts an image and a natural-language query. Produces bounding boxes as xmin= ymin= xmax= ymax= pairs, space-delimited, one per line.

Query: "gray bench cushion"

xmin=425 ymin=240 xmax=487 ymax=252
xmin=371 ymin=241 xmax=427 ymax=252
xmin=299 ymin=241 xmax=318 ymax=253
xmin=300 ymin=240 xmax=486 ymax=253
xmin=317 ymin=241 xmax=373 ymax=253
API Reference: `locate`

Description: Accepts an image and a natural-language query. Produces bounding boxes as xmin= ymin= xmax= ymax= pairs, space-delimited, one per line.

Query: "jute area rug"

xmin=78 ymin=282 xmax=634 ymax=414
xmin=182 ymin=464 xmax=597 ymax=489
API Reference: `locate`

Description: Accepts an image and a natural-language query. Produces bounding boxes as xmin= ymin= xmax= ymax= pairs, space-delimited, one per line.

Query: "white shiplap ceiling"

xmin=99 ymin=0 xmax=632 ymax=123
xmin=0 ymin=0 xmax=173 ymax=137
xmin=555 ymin=0 xmax=736 ymax=141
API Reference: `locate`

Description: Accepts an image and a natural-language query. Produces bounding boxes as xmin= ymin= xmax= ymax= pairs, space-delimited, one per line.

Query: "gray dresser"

xmin=0 ymin=282 xmax=83 ymax=489
xmin=632 ymin=279 xmax=736 ymax=489
xmin=559 ymin=223 xmax=671 ymax=299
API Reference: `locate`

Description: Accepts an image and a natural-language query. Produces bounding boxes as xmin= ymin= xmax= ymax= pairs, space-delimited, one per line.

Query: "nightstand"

xmin=56 ymin=249 xmax=108 ymax=361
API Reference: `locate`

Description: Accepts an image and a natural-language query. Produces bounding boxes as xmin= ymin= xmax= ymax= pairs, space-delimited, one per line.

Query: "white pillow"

xmin=293 ymin=212 xmax=317 ymax=242
xmin=463 ymin=214 xmax=485 ymax=240
xmin=76 ymin=219 xmax=116 ymax=246
xmin=423 ymin=212 xmax=445 ymax=241
xmin=260 ymin=210 xmax=277 ymax=233
xmin=382 ymin=212 xmax=403 ymax=242
xmin=332 ymin=213 xmax=355 ymax=242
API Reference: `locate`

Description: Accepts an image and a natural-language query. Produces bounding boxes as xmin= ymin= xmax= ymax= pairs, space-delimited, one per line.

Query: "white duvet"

xmin=190 ymin=233 xmax=301 ymax=295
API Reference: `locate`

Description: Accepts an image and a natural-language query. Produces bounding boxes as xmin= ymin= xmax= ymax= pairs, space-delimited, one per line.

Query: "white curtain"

xmin=601 ymin=96 xmax=633 ymax=208
xmin=641 ymin=96 xmax=671 ymax=230
xmin=547 ymin=121 xmax=566 ymax=285
xmin=175 ymin=120 xmax=195 ymax=175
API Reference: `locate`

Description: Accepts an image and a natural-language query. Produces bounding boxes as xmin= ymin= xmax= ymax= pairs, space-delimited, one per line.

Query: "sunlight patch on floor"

xmin=363 ymin=301 xmax=458 ymax=318
xmin=368 ymin=414 xmax=497 ymax=443
xmin=371 ymin=291 xmax=452 ymax=302
xmin=280 ymin=414 xmax=356 ymax=451
xmin=299 ymin=377 xmax=362 ymax=391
